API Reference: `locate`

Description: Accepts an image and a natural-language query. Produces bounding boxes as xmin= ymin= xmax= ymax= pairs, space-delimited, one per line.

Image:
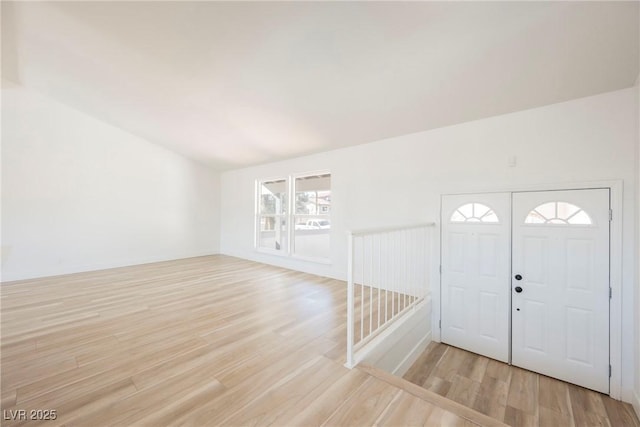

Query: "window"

xmin=257 ymin=178 xmax=288 ymax=252
xmin=256 ymin=172 xmax=331 ymax=261
xmin=525 ymin=201 xmax=592 ymax=225
xmin=293 ymin=173 xmax=331 ymax=259
xmin=450 ymin=203 xmax=499 ymax=223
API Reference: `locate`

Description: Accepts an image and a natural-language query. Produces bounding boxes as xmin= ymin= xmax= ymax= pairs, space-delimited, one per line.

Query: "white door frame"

xmin=433 ymin=180 xmax=623 ymax=400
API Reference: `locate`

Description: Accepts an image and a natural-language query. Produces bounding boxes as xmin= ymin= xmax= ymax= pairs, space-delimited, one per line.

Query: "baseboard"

xmin=1 ymin=251 xmax=219 ymax=283
xmin=392 ymin=330 xmax=432 ymax=377
xmin=220 ymin=249 xmax=345 ymax=281
xmin=632 ymin=389 xmax=640 ymax=421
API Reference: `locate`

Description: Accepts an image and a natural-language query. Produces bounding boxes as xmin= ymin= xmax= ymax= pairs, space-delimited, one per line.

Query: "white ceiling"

xmin=3 ymin=1 xmax=639 ymax=170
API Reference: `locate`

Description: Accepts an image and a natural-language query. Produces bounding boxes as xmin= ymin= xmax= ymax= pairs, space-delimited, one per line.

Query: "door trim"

xmin=434 ymin=180 xmax=623 ymax=399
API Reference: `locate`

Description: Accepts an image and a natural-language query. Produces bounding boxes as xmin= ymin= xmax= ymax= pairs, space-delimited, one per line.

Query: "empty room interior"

xmin=2 ymin=1 xmax=640 ymax=426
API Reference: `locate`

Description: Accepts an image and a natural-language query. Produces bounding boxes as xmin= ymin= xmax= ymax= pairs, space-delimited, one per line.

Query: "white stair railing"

xmin=346 ymin=222 xmax=435 ymax=368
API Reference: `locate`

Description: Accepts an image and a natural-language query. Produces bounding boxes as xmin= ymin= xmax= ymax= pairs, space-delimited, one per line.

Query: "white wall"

xmin=1 ymin=81 xmax=220 ymax=282
xmin=220 ymin=87 xmax=638 ymax=399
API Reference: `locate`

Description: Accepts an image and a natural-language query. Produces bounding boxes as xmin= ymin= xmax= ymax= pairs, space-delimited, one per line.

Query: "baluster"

xmin=385 ymin=232 xmax=389 ymax=324
xmin=346 ymin=232 xmax=354 ymax=367
xmin=368 ymin=235 xmax=373 ymax=338
xmin=377 ymin=233 xmax=381 ymax=330
xmin=403 ymin=229 xmax=407 ymax=310
xmin=360 ymin=236 xmax=364 ymax=343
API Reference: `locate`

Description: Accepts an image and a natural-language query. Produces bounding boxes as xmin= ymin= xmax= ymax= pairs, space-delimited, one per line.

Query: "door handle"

xmin=514 ymin=274 xmax=523 ymax=280
xmin=515 ymin=286 xmax=523 ymax=293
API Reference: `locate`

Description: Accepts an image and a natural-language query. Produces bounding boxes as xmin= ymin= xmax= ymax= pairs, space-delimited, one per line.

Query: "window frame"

xmin=254 ymin=170 xmax=332 ymax=264
xmin=255 ymin=176 xmax=290 ymax=256
xmin=291 ymin=170 xmax=332 ymax=263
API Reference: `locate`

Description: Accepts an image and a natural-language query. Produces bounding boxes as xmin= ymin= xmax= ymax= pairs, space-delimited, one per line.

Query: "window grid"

xmin=256 ymin=172 xmax=331 ymax=262
xmin=256 ymin=178 xmax=288 ymax=253
xmin=524 ymin=202 xmax=592 ymax=225
xmin=450 ymin=203 xmax=499 ymax=223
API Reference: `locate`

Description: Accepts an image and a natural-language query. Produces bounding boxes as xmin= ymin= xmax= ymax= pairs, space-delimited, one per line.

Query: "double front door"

xmin=441 ymin=189 xmax=610 ymax=393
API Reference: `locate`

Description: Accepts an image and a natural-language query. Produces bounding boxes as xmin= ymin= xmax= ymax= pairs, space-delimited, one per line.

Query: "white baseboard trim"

xmin=1 ymin=251 xmax=219 ymax=283
xmin=391 ymin=330 xmax=432 ymax=377
xmin=220 ymin=249 xmax=345 ymax=281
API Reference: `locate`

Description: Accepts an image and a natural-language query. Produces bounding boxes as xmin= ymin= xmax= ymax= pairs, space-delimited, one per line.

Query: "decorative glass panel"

xmin=524 ymin=202 xmax=592 ymax=225
xmin=459 ymin=203 xmax=473 ymax=218
xmin=535 ymin=202 xmax=556 ymax=219
xmin=483 ymin=211 xmax=499 ymax=223
xmin=451 ymin=211 xmax=466 ymax=222
xmin=567 ymin=210 xmax=591 ymax=225
xmin=450 ymin=203 xmax=500 ymax=223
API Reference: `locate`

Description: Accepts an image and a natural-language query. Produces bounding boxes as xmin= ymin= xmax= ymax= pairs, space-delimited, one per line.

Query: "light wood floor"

xmin=403 ymin=342 xmax=640 ymax=427
xmin=2 ymin=255 xmax=502 ymax=426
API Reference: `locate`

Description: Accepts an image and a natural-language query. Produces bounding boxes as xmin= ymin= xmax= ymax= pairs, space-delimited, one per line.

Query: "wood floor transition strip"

xmin=358 ymin=363 xmax=509 ymax=427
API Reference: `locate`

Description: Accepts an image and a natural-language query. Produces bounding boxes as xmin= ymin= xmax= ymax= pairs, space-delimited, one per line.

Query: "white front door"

xmin=511 ymin=189 xmax=610 ymax=393
xmin=441 ymin=193 xmax=511 ymax=362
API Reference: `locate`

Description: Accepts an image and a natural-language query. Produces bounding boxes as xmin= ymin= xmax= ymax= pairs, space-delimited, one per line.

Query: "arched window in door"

xmin=524 ymin=201 xmax=592 ymax=225
xmin=450 ymin=203 xmax=499 ymax=223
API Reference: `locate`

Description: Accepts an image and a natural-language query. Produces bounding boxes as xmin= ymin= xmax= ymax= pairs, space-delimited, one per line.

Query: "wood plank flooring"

xmin=2 ymin=255 xmax=488 ymax=426
xmin=403 ymin=342 xmax=640 ymax=427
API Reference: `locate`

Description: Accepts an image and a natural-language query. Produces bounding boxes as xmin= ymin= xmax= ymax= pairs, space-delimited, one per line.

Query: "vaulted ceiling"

xmin=3 ymin=1 xmax=639 ymax=170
